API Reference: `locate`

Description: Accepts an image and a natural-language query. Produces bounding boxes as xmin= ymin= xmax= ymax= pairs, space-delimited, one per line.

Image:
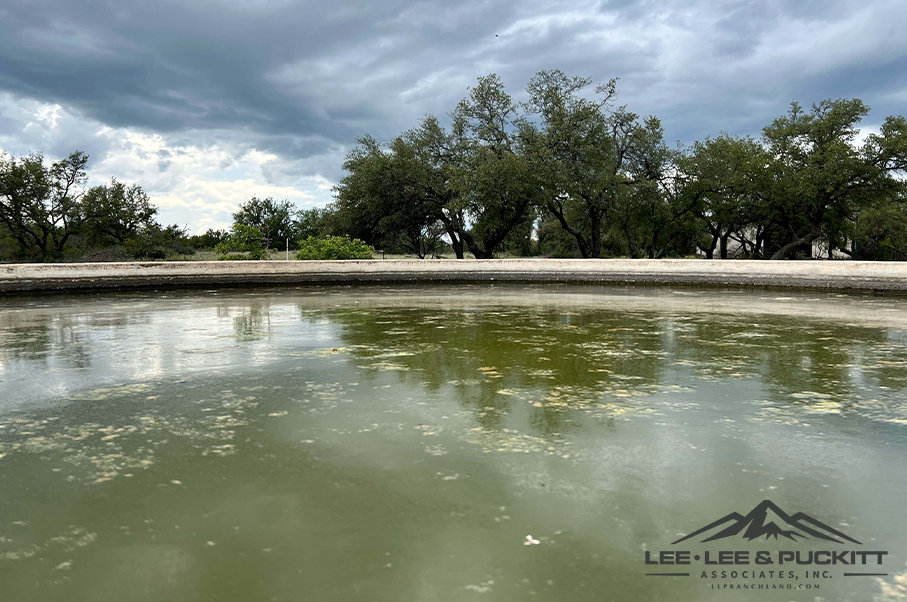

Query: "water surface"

xmin=1 ymin=284 xmax=906 ymax=601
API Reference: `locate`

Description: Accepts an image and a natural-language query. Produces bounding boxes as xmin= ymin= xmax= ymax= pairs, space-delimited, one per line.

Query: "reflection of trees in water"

xmin=303 ymin=303 xmax=907 ymax=428
xmin=876 ymin=330 xmax=907 ymax=391
xmin=217 ymin=302 xmax=273 ymax=341
xmin=0 ymin=312 xmax=135 ymax=369
xmin=760 ymin=321 xmax=871 ymax=405
xmin=309 ymin=306 xmax=668 ymax=435
xmin=666 ymin=313 xmax=904 ymax=412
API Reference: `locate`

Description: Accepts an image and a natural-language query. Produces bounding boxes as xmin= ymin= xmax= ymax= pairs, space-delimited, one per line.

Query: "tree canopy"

xmin=0 ymin=151 xmax=188 ymax=261
xmin=327 ymin=72 xmax=907 ymax=260
xmin=3 ymin=71 xmax=906 ymax=263
xmin=232 ymin=196 xmax=298 ymax=250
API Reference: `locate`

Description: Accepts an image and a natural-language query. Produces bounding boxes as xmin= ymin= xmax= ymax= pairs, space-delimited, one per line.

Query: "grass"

xmin=168 ymin=250 xmax=470 ymax=261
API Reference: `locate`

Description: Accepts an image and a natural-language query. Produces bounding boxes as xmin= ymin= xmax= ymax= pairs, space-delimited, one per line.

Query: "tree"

xmin=382 ymin=130 xmax=453 ymax=258
xmin=850 ymin=194 xmax=907 ymax=260
xmin=330 ymin=136 xmax=390 ymax=247
xmin=80 ymin=178 xmax=158 ymax=246
xmin=233 ymin=196 xmax=297 ymax=250
xmin=188 ymin=228 xmax=229 ymax=249
xmin=523 ymin=71 xmax=627 ymax=258
xmin=333 ymin=126 xmax=452 ymax=258
xmin=536 ymin=212 xmax=581 ymax=257
xmin=320 ymin=76 xmax=907 ymax=263
xmin=215 ymin=224 xmax=267 ymax=260
xmin=446 ymin=74 xmax=540 ymax=258
xmin=407 ymin=117 xmax=471 ymax=258
xmin=522 ymin=70 xmax=697 ymax=258
xmin=761 ymin=100 xmax=907 ymax=259
xmin=123 ymin=223 xmax=193 ymax=260
xmin=679 ymin=135 xmax=770 ymax=258
xmin=295 ymin=207 xmax=335 ymax=240
xmin=0 ymin=151 xmax=90 ymax=260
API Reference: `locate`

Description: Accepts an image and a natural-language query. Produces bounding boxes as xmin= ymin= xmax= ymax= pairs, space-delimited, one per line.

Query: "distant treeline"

xmin=0 ymin=148 xmax=366 ymax=261
xmin=0 ymin=151 xmax=190 ymax=262
xmin=0 ymin=151 xmax=327 ymax=262
xmin=328 ymin=70 xmax=907 ymax=260
xmin=2 ymin=70 xmax=906 ymax=262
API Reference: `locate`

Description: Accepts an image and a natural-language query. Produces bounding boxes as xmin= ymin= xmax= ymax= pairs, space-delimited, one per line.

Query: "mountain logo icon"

xmin=671 ymin=500 xmax=861 ymax=545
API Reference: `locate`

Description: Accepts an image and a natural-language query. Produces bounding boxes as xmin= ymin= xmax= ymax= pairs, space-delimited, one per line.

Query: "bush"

xmin=188 ymin=228 xmax=229 ymax=250
xmin=215 ymin=224 xmax=267 ymax=260
xmin=850 ymin=200 xmax=907 ymax=260
xmin=81 ymin=246 xmax=131 ymax=263
xmin=295 ymin=236 xmax=374 ymax=260
xmin=124 ymin=224 xmax=194 ymax=260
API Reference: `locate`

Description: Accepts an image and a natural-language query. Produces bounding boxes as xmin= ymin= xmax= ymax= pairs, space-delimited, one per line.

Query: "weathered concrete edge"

xmin=2 ymin=271 xmax=907 ymax=293
xmin=3 ymin=259 xmax=907 ymax=294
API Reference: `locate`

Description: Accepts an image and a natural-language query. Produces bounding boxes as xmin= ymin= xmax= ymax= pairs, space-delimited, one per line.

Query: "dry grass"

xmin=168 ymin=250 xmax=468 ymax=261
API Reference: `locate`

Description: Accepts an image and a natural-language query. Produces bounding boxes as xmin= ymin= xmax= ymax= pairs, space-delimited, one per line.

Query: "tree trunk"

xmin=881 ymin=242 xmax=907 ymax=259
xmin=623 ymin=224 xmax=639 ymax=259
xmin=648 ymin=222 xmax=665 ymax=259
xmin=549 ymin=204 xmax=589 ymax=258
xmin=442 ymin=200 xmax=529 ymax=259
xmin=755 ymin=228 xmax=766 ymax=258
xmin=719 ymin=232 xmax=730 ymax=259
xmin=443 ymin=224 xmax=464 ymax=259
xmin=475 ymin=199 xmax=531 ymax=259
xmin=699 ymin=231 xmax=719 ymax=259
xmin=459 ymin=229 xmax=487 ymax=259
xmin=770 ymin=228 xmax=822 ymax=260
xmin=588 ymin=211 xmax=603 ymax=258
xmin=438 ymin=215 xmax=465 ymax=259
xmin=451 ymin=236 xmax=464 ymax=259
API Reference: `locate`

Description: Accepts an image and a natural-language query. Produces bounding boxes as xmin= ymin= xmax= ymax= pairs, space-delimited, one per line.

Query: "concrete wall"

xmin=3 ymin=259 xmax=907 ymax=294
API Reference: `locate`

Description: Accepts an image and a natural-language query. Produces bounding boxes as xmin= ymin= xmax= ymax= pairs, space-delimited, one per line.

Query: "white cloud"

xmin=0 ymin=94 xmax=336 ymax=233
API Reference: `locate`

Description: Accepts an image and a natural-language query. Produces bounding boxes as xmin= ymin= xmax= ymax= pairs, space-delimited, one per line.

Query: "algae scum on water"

xmin=1 ymin=285 xmax=907 ymax=601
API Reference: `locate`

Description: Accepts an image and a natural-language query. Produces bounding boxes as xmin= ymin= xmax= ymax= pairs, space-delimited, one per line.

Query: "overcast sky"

xmin=1 ymin=0 xmax=905 ymax=232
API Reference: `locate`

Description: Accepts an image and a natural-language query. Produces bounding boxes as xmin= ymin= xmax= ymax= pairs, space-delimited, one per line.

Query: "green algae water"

xmin=1 ymin=284 xmax=907 ymax=601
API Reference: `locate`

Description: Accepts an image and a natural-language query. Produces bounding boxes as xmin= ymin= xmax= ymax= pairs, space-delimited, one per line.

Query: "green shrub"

xmin=189 ymin=228 xmax=229 ymax=250
xmin=81 ymin=246 xmax=131 ymax=262
xmin=215 ymin=224 xmax=267 ymax=260
xmin=123 ymin=224 xmax=194 ymax=260
xmin=295 ymin=236 xmax=374 ymax=260
xmin=852 ymin=200 xmax=907 ymax=260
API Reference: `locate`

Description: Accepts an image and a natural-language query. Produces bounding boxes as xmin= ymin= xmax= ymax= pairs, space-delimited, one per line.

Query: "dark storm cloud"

xmin=0 ymin=0 xmax=516 ymax=151
xmin=1 ymin=0 xmax=906 ymax=170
